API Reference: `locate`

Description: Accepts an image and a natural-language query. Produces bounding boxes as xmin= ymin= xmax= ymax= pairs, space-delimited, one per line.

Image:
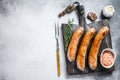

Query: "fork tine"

xmin=55 ymin=23 xmax=57 ymax=37
xmin=57 ymin=23 xmax=59 ymax=36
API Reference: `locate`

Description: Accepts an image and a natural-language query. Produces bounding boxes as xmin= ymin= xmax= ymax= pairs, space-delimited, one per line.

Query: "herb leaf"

xmin=64 ymin=19 xmax=74 ymax=50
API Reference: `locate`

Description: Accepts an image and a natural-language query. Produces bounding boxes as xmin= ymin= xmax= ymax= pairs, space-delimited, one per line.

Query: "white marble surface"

xmin=0 ymin=0 xmax=120 ymax=80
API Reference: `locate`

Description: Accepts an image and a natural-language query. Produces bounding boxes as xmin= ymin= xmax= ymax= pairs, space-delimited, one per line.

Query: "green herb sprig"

xmin=64 ymin=19 xmax=74 ymax=50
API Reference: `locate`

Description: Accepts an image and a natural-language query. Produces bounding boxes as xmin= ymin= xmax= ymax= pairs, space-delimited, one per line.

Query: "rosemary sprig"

xmin=64 ymin=19 xmax=74 ymax=50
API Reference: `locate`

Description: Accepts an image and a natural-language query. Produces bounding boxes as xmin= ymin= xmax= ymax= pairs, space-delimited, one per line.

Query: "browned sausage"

xmin=76 ymin=28 xmax=96 ymax=71
xmin=67 ymin=27 xmax=84 ymax=62
xmin=89 ymin=26 xmax=109 ymax=70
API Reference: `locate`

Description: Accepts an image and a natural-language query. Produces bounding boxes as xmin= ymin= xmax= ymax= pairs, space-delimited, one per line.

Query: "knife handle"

xmin=57 ymin=50 xmax=60 ymax=77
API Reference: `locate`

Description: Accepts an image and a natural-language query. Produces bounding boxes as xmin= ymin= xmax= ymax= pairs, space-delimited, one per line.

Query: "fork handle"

xmin=57 ymin=49 xmax=60 ymax=77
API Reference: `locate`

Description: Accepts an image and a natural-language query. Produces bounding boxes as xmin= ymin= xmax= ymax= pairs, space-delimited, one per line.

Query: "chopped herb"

xmin=64 ymin=19 xmax=74 ymax=50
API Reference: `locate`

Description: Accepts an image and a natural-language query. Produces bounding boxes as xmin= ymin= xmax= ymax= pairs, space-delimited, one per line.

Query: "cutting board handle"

xmin=74 ymin=2 xmax=87 ymax=29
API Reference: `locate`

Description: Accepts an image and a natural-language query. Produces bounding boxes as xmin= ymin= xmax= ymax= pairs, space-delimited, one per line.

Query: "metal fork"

xmin=55 ymin=23 xmax=60 ymax=77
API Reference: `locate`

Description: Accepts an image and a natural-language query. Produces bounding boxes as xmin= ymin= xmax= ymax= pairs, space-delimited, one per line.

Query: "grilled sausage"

xmin=76 ymin=28 xmax=96 ymax=71
xmin=88 ymin=26 xmax=109 ymax=70
xmin=67 ymin=27 xmax=84 ymax=62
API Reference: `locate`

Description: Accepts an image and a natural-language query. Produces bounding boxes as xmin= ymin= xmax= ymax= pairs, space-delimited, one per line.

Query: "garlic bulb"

xmin=103 ymin=5 xmax=115 ymax=17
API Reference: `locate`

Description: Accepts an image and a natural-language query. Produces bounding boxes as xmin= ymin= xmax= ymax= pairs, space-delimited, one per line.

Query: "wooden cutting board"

xmin=61 ymin=19 xmax=114 ymax=75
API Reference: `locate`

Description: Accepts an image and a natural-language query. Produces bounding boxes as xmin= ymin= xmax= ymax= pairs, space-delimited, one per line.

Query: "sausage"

xmin=76 ymin=28 xmax=96 ymax=71
xmin=88 ymin=26 xmax=109 ymax=70
xmin=67 ymin=27 xmax=84 ymax=62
